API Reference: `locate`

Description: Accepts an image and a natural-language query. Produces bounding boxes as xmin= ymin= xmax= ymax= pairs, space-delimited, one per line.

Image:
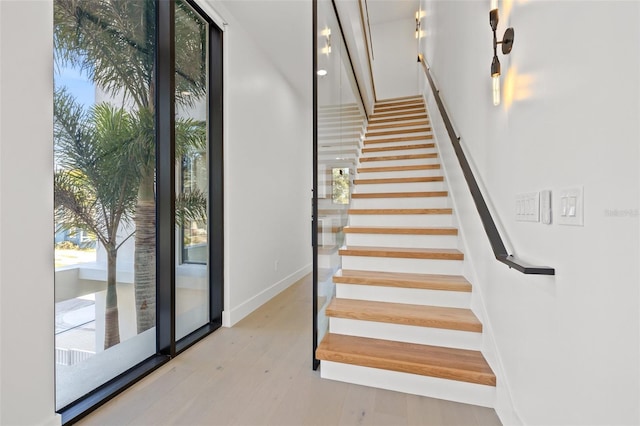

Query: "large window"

xmin=175 ymin=1 xmax=211 ymax=341
xmin=53 ymin=1 xmax=223 ymax=421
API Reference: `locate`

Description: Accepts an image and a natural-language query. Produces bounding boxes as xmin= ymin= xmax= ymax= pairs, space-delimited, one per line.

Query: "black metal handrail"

xmin=418 ymin=54 xmax=554 ymax=275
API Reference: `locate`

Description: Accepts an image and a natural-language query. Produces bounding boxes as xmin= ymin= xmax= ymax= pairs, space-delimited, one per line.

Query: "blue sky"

xmin=55 ymin=65 xmax=95 ymax=108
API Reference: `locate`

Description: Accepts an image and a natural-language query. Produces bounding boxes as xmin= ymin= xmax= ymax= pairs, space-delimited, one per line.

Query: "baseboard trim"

xmin=225 ymin=264 xmax=312 ymax=326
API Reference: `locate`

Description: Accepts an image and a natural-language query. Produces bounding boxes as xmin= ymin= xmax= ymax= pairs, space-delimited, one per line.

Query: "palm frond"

xmin=176 ymin=189 xmax=207 ymax=227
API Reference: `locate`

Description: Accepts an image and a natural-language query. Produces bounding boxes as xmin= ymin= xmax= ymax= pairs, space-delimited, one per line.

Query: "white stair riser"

xmin=366 ymin=129 xmax=431 ymax=138
xmin=369 ymin=117 xmax=427 ymax=123
xmin=329 ymin=318 xmax=482 ymax=351
xmin=370 ymin=111 xmax=426 ymax=119
xmin=328 ymin=105 xmax=361 ymax=110
xmin=355 ymin=169 xmax=442 ymax=180
xmin=362 ymin=142 xmax=436 ymax=152
xmin=319 ymin=111 xmax=364 ymax=119
xmin=354 ymin=182 xmax=445 ymax=193
xmin=350 ymin=196 xmax=450 ymax=209
xmin=319 ymin=120 xmax=365 ymax=128
xmin=345 ymin=233 xmax=458 ymax=249
xmin=318 ymin=161 xmax=358 ymax=169
xmin=373 ymin=106 xmax=425 ymax=113
xmin=364 ymin=137 xmax=433 ymax=148
xmin=341 ymin=256 xmax=463 ymax=275
xmin=318 ymin=152 xmax=358 ymax=159
xmin=348 ymin=214 xmax=453 ymax=227
xmin=318 ymin=140 xmax=361 ymax=148
xmin=317 ymin=252 xmax=340 ymax=269
xmin=361 ymin=148 xmax=436 ymax=157
xmin=359 ymin=158 xmax=439 ymax=168
xmin=320 ymin=362 xmax=495 ymax=408
xmin=321 ymin=125 xmax=364 ymax=132
xmin=335 ymin=283 xmax=471 ymax=308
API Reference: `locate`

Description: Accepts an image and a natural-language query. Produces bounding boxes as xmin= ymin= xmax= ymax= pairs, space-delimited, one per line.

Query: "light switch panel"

xmin=516 ymin=192 xmax=540 ymax=222
xmin=556 ymin=186 xmax=584 ymax=226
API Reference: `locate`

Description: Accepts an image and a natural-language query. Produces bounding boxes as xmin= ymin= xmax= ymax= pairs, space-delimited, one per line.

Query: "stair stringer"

xmin=420 ymin=91 xmax=523 ymax=426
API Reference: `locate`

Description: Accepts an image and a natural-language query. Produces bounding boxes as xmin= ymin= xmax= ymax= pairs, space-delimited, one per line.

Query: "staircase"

xmin=315 ymin=95 xmax=497 ymax=408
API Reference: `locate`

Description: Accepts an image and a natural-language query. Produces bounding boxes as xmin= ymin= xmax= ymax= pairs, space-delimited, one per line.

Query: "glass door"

xmin=313 ymin=0 xmax=367 ymax=368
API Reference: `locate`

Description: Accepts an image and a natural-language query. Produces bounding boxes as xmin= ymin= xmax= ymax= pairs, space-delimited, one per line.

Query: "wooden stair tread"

xmin=368 ymin=114 xmax=428 ymax=125
xmin=339 ymin=246 xmax=464 ymax=260
xmin=344 ymin=226 xmax=457 ymax=235
xmin=366 ymin=128 xmax=431 ymax=137
xmin=367 ymin=120 xmax=430 ymax=131
xmin=354 ymin=176 xmax=443 ymax=185
xmin=364 ymin=135 xmax=433 ymax=145
xmin=326 ymin=298 xmax=481 ymax=332
xmin=317 ymin=245 xmax=338 ymax=255
xmin=370 ymin=109 xmax=427 ymax=119
xmin=360 ymin=153 xmax=438 ymax=162
xmin=374 ymin=101 xmax=424 ymax=110
xmin=351 ymin=191 xmax=447 ymax=199
xmin=362 ymin=143 xmax=435 ymax=154
xmin=316 ymin=333 xmax=496 ymax=386
xmin=348 ymin=208 xmax=452 ymax=215
xmin=334 ymin=269 xmax=472 ymax=292
xmin=375 ymin=95 xmax=422 ymax=103
xmin=357 ymin=164 xmax=441 ymax=173
xmin=373 ymin=105 xmax=426 ymax=114
xmin=375 ymin=100 xmax=424 ymax=109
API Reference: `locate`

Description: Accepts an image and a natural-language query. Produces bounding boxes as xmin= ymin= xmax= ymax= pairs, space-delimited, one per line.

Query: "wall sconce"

xmin=489 ymin=8 xmax=514 ymax=106
xmin=415 ymin=10 xmax=425 ymax=39
xmin=320 ymin=27 xmax=331 ymax=55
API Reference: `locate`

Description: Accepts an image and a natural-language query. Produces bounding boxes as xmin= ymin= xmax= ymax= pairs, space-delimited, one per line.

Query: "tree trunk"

xmin=104 ymin=248 xmax=120 ymax=349
xmin=134 ymin=172 xmax=156 ymax=333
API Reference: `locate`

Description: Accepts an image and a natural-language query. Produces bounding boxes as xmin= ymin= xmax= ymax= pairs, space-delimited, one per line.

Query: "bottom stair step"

xmin=316 ymin=333 xmax=495 ymax=387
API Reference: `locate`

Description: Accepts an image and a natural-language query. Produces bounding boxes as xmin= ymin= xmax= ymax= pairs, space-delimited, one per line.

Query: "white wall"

xmin=0 ymin=1 xmax=60 ymax=425
xmin=420 ymin=1 xmax=640 ymax=425
xmin=371 ymin=18 xmax=419 ymax=100
xmin=204 ymin=0 xmax=313 ymax=326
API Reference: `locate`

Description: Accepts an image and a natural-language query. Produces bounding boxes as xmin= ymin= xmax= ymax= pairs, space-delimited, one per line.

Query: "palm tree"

xmin=54 ymin=0 xmax=208 ymax=334
xmin=54 ymin=89 xmax=140 ymax=349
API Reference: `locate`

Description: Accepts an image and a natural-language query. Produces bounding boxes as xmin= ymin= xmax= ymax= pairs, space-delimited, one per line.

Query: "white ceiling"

xmin=364 ymin=0 xmax=420 ymax=25
xmin=217 ymin=0 xmax=312 ymax=100
xmin=211 ymin=0 xmax=419 ymax=104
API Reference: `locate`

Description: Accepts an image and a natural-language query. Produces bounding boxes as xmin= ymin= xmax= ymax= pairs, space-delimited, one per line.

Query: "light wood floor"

xmin=79 ymin=274 xmax=502 ymax=426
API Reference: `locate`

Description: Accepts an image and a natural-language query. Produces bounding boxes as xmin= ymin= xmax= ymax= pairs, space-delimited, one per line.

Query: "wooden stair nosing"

xmin=375 ymin=95 xmax=422 ymax=103
xmin=339 ymin=246 xmax=464 ymax=261
xmin=370 ymin=109 xmax=427 ymax=120
xmin=373 ymin=105 xmax=427 ymax=114
xmin=374 ymin=99 xmax=424 ymax=108
xmin=343 ymin=226 xmax=458 ymax=236
xmin=367 ymin=120 xmax=430 ymax=131
xmin=334 ymin=269 xmax=473 ymax=292
xmin=362 ymin=143 xmax=435 ymax=154
xmin=368 ymin=114 xmax=429 ymax=125
xmin=366 ymin=127 xmax=432 ymax=138
xmin=348 ymin=208 xmax=452 ymax=215
xmin=354 ymin=176 xmax=444 ymax=185
xmin=351 ymin=191 xmax=447 ymax=199
xmin=326 ymin=298 xmax=482 ymax=332
xmin=364 ymin=135 xmax=433 ymax=145
xmin=357 ymin=164 xmax=441 ymax=173
xmin=316 ymin=333 xmax=496 ymax=386
xmin=359 ymin=153 xmax=438 ymax=162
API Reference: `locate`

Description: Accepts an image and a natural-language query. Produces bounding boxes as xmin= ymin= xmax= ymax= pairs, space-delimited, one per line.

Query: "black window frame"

xmin=56 ymin=1 xmax=224 ymax=423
